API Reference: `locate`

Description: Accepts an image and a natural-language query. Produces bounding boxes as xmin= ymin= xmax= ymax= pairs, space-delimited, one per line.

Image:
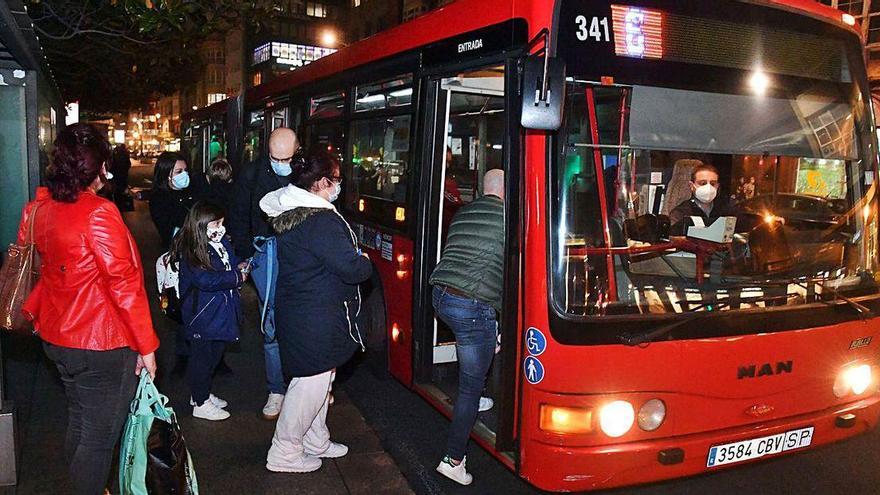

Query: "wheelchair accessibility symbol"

xmin=524 ymin=356 xmax=544 ymax=385
xmin=525 ymin=327 xmax=547 ymax=356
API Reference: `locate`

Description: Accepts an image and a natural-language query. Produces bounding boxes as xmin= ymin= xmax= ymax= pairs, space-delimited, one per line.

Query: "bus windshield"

xmin=551 ymin=77 xmax=879 ymax=318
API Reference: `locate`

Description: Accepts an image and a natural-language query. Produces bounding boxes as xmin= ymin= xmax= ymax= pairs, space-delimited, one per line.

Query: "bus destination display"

xmin=555 ymin=1 xmax=848 ymax=83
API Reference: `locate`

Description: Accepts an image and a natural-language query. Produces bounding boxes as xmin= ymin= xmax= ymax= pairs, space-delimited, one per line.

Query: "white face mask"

xmin=207 ymin=226 xmax=226 ymax=243
xmin=694 ymin=183 xmax=718 ymax=203
xmin=327 ymin=181 xmax=341 ymax=203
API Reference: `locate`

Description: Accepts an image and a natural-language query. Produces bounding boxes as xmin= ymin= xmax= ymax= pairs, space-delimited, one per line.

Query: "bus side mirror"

xmin=521 ymin=55 xmax=566 ymax=131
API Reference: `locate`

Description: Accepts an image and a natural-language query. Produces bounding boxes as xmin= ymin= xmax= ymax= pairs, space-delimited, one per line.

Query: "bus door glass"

xmin=244 ymin=110 xmax=265 ymax=164
xmin=429 ymin=66 xmax=506 ymax=432
xmin=184 ymin=123 xmax=205 ymax=176
xmin=208 ymin=118 xmax=227 ymax=169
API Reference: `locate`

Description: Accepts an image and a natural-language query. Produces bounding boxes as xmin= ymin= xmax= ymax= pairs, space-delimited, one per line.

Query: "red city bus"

xmin=182 ymin=0 xmax=880 ymax=491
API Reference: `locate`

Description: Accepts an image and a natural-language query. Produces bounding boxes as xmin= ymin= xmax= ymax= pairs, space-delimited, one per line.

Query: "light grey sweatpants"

xmin=267 ymin=369 xmax=335 ymax=466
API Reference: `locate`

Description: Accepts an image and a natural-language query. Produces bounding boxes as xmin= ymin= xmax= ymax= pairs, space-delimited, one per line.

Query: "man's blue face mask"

xmin=271 ymin=160 xmax=292 ymax=177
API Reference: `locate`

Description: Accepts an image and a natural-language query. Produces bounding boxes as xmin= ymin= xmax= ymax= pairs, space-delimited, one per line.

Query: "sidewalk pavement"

xmin=0 ymin=198 xmax=413 ymax=495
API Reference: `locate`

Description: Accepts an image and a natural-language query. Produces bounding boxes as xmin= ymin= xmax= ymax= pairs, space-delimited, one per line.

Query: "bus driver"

xmin=668 ymin=163 xmax=736 ymax=236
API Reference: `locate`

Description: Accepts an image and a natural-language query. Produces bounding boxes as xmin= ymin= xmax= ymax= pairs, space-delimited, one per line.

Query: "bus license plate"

xmin=706 ymin=426 xmax=814 ymax=468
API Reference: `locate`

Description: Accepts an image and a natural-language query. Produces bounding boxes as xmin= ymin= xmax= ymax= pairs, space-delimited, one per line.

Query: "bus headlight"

xmin=599 ymin=400 xmax=634 ymax=437
xmin=834 ymin=364 xmax=873 ymax=398
xmin=637 ymin=399 xmax=666 ymax=432
xmin=539 ymin=405 xmax=592 ymax=434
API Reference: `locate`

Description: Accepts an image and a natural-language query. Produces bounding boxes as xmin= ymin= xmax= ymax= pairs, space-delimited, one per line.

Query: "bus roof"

xmin=185 ymin=0 xmax=861 ymax=119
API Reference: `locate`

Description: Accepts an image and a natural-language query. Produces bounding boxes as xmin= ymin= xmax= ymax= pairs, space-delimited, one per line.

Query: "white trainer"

xmin=436 ymin=456 xmax=473 ymax=485
xmin=262 ymin=393 xmax=285 ymax=420
xmin=190 ymin=394 xmax=227 ymax=409
xmin=192 ymin=401 xmax=230 ymax=421
xmin=478 ymin=397 xmax=494 ymax=412
xmin=266 ymin=455 xmax=322 ymax=473
xmin=308 ymin=442 xmax=348 ymax=459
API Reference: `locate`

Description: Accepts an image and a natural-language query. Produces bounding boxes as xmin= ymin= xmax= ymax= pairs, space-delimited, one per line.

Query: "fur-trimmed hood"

xmin=270 ymin=207 xmax=327 ymax=234
xmin=260 ymin=184 xmax=336 ymax=234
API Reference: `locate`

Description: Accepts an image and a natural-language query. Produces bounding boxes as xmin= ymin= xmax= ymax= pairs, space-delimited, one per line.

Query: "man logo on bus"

xmin=738 ymin=361 xmax=793 ymax=379
xmin=524 ymin=356 xmax=544 ymax=385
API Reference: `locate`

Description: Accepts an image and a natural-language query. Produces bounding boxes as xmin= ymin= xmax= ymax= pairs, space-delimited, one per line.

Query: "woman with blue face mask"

xmin=149 ymin=152 xmax=201 ymax=374
xmin=150 ymin=152 xmax=197 ymax=251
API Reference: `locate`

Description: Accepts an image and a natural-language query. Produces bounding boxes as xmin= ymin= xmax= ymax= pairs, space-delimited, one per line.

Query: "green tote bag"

xmin=119 ymin=371 xmax=199 ymax=495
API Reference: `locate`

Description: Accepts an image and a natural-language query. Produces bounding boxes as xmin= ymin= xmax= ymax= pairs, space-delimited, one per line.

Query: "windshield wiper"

xmin=808 ymin=279 xmax=875 ymax=320
xmin=618 ymin=293 xmax=799 ymax=346
xmin=618 ymin=313 xmax=713 ymax=347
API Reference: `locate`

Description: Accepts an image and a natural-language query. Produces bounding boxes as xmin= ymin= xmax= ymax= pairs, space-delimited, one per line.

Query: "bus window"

xmin=304 ymin=122 xmax=345 ymax=164
xmin=209 ymin=119 xmax=226 ymax=167
xmin=244 ymin=110 xmax=265 ymax=164
xmin=347 ymin=116 xmax=411 ymax=218
xmin=271 ymin=107 xmax=287 ymax=130
xmin=183 ymin=123 xmax=204 ymax=174
xmin=309 ymin=92 xmax=345 ymax=119
xmin=551 ymin=81 xmax=878 ymax=318
xmin=354 ymin=76 xmax=413 ymax=112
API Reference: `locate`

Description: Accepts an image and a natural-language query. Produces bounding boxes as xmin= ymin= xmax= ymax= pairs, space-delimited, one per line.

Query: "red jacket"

xmin=17 ymin=187 xmax=159 ymax=355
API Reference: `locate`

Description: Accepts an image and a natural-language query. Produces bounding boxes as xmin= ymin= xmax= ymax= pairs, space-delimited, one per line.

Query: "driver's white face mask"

xmin=694 ymin=183 xmax=717 ymax=203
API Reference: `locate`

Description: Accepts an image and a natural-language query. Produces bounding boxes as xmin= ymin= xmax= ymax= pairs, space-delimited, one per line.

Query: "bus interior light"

xmin=834 ymin=364 xmax=873 ymax=398
xmin=539 ymin=405 xmax=593 ymax=434
xmin=637 ymin=399 xmax=666 ymax=431
xmin=842 ymin=13 xmax=856 ymax=26
xmin=391 ymin=323 xmax=402 ymax=343
xmin=599 ymin=400 xmax=635 ymax=437
xmin=749 ymin=70 xmax=770 ymax=95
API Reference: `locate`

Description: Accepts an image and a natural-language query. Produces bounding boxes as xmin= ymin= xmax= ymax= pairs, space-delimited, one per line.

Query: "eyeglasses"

xmin=270 ymin=154 xmax=295 ymax=164
xmin=694 ymin=180 xmax=719 ymax=187
xmin=326 ymin=175 xmax=343 ymax=184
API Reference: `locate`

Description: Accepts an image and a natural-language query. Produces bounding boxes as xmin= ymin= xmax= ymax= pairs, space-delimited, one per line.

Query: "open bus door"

xmin=412 ymin=58 xmax=521 ymax=462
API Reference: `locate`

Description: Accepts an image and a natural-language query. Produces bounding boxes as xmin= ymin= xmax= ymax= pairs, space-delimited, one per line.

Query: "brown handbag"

xmin=0 ymin=203 xmax=41 ymax=335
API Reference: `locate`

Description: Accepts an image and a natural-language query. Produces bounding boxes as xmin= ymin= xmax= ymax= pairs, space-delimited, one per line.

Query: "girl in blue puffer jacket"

xmin=173 ymin=201 xmax=247 ymax=421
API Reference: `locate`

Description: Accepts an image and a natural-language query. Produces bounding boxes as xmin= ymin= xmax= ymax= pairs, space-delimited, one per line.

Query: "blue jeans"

xmin=263 ymin=306 xmax=286 ymax=394
xmin=432 ymin=285 xmax=497 ymax=460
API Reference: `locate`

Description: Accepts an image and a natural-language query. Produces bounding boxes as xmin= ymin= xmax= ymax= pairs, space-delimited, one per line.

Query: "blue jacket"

xmin=270 ymin=207 xmax=373 ymax=377
xmin=178 ymin=237 xmax=243 ymax=342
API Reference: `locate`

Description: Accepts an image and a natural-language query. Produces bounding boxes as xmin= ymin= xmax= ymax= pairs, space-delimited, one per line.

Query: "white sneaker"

xmin=478 ymin=397 xmax=494 ymax=412
xmin=190 ymin=394 xmax=227 ymax=409
xmin=262 ymin=393 xmax=285 ymax=420
xmin=307 ymin=442 xmax=348 ymax=459
xmin=192 ymin=401 xmax=230 ymax=421
xmin=436 ymin=456 xmax=473 ymax=485
xmin=266 ymin=455 xmax=322 ymax=473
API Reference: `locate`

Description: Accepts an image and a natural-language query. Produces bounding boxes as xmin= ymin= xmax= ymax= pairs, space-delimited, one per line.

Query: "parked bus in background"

xmin=182 ymin=0 xmax=880 ymax=490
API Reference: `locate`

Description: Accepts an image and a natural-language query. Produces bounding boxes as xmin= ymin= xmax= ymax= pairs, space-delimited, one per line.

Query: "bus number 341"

xmin=575 ymin=15 xmax=610 ymax=42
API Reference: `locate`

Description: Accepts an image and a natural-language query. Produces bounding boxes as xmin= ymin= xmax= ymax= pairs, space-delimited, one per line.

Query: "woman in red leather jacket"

xmin=16 ymin=123 xmax=159 ymax=495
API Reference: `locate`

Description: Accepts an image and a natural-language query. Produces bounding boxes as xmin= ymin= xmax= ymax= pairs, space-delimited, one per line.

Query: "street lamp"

xmin=321 ymin=29 xmax=339 ymax=48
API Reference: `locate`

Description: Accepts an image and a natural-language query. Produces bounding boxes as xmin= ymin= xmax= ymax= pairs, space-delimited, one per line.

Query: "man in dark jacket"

xmin=227 ymin=127 xmax=300 ymax=419
xmin=429 ymin=169 xmax=505 ymax=486
xmin=228 ymin=127 xmax=300 ymax=258
xmin=669 ymin=163 xmax=736 ymax=236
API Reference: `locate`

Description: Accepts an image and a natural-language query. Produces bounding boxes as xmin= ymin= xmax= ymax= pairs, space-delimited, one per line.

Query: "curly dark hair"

xmin=290 ymin=151 xmax=338 ymax=191
xmin=46 ymin=123 xmax=111 ymax=203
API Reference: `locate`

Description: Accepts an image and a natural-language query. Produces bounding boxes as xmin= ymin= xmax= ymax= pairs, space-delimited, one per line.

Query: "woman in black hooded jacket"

xmin=261 ymin=151 xmax=372 ymax=473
